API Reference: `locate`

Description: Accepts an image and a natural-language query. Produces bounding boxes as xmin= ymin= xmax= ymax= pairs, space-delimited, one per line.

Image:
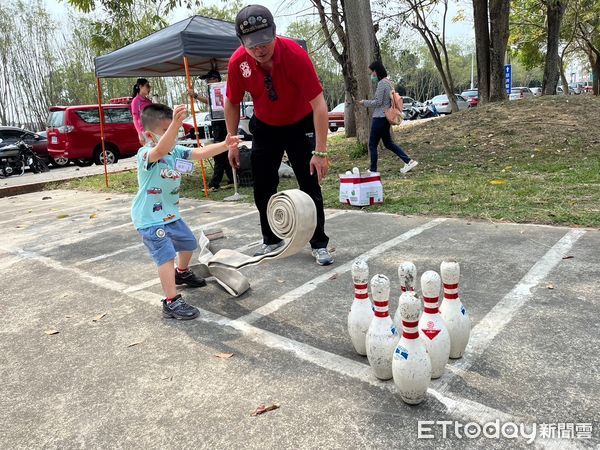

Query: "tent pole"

xmin=96 ymin=78 xmax=109 ymax=188
xmin=183 ymin=56 xmax=209 ymax=198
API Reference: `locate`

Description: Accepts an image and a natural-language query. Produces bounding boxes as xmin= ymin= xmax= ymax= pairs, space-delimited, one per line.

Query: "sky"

xmin=45 ymin=0 xmax=475 ymax=46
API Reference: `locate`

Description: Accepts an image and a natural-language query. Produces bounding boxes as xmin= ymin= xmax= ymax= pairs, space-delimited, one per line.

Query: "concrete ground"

xmin=0 ymin=189 xmax=598 ymax=449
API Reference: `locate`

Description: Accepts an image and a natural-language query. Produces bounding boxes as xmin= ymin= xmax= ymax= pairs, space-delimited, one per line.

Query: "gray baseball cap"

xmin=235 ymin=4 xmax=276 ymax=48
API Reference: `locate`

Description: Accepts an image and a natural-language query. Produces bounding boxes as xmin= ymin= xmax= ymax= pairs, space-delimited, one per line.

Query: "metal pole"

xmin=470 ymin=50 xmax=474 ymax=90
xmin=183 ymin=56 xmax=209 ymax=198
xmin=96 ymin=78 xmax=109 ymax=188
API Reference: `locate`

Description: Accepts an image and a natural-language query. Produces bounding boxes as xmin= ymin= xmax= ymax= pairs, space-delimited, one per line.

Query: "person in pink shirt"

xmin=130 ymin=78 xmax=153 ymax=146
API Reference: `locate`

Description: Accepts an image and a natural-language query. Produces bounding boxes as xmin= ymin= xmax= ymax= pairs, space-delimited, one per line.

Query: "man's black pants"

xmin=209 ymin=120 xmax=233 ymax=188
xmin=249 ymin=113 xmax=328 ymax=249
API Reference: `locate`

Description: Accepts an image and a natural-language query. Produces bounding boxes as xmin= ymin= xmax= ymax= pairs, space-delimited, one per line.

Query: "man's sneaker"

xmin=400 ymin=160 xmax=419 ymax=174
xmin=253 ymin=240 xmax=285 ymax=257
xmin=175 ymin=268 xmax=206 ymax=287
xmin=162 ymin=294 xmax=200 ymax=320
xmin=312 ymin=247 xmax=334 ymax=266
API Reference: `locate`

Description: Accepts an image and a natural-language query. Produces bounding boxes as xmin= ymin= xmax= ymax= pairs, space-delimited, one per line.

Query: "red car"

xmin=328 ymin=103 xmax=345 ymax=132
xmin=460 ymin=90 xmax=479 ymax=107
xmin=47 ymin=104 xmax=139 ymax=166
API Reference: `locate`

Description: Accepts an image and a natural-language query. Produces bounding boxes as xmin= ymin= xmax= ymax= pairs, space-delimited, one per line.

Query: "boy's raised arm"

xmin=148 ymin=105 xmax=187 ymax=163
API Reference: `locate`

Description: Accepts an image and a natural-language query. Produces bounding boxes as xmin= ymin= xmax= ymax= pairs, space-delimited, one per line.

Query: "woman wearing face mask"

xmin=131 ymin=78 xmax=153 ymax=146
xmin=358 ymin=61 xmax=418 ymax=174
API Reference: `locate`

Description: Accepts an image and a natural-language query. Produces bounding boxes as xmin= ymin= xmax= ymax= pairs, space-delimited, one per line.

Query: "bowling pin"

xmin=365 ymin=274 xmax=399 ymax=380
xmin=392 ymin=291 xmax=432 ymax=405
xmin=418 ymin=270 xmax=451 ymax=379
xmin=348 ymin=258 xmax=374 ymax=356
xmin=439 ymin=260 xmax=471 ymax=359
xmin=393 ymin=261 xmax=417 ymax=328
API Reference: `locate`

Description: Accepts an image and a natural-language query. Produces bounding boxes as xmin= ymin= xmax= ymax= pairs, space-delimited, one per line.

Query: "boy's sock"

xmin=165 ymin=295 xmax=177 ymax=304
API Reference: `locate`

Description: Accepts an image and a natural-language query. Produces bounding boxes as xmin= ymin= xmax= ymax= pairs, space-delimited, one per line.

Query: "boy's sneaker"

xmin=400 ymin=160 xmax=419 ymax=174
xmin=253 ymin=240 xmax=285 ymax=257
xmin=162 ymin=294 xmax=199 ymax=320
xmin=175 ymin=268 xmax=206 ymax=287
xmin=312 ymin=248 xmax=334 ymax=266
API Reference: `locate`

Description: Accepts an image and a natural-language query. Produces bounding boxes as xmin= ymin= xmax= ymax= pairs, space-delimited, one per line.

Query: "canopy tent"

xmin=93 ymin=15 xmax=306 ymax=195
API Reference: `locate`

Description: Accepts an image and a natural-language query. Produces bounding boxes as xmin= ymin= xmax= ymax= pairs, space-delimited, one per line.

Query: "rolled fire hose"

xmin=198 ymin=189 xmax=317 ymax=296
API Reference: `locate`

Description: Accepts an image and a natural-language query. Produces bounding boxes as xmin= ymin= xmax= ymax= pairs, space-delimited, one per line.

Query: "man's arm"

xmin=308 ymin=92 xmax=330 ymax=182
xmin=224 ymin=98 xmax=241 ymax=168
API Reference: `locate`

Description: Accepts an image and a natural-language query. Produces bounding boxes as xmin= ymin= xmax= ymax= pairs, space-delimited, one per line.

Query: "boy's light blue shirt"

xmin=131 ymin=144 xmax=192 ymax=230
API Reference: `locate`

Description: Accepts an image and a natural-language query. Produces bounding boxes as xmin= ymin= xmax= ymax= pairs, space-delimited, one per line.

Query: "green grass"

xmin=50 ymin=95 xmax=600 ymax=228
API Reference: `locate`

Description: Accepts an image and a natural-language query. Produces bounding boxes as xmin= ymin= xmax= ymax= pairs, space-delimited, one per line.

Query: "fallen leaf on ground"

xmin=277 ymin=279 xmax=285 ymax=283
xmin=45 ymin=329 xmax=59 ymax=335
xmin=329 ymin=246 xmax=336 ymax=253
xmin=42 ymin=196 xmax=52 ymax=200
xmin=57 ymin=214 xmax=69 ymax=219
xmin=251 ymin=403 xmax=280 ymax=416
xmin=489 ymin=179 xmax=507 ymax=185
xmin=214 ymin=352 xmax=234 ymax=359
xmin=562 ymin=255 xmax=574 ymax=260
xmin=546 ymin=284 xmax=555 ymax=290
xmin=92 ymin=312 xmax=107 ymax=322
xmin=161 ymin=375 xmax=173 ymax=381
xmin=328 ymin=273 xmax=338 ymax=280
xmin=105 ymin=197 xmax=111 ymax=200
xmin=89 ymin=213 xmax=98 ymax=219
xmin=65 ymin=315 xmax=72 ymax=319
xmin=127 ymin=340 xmax=144 ymax=348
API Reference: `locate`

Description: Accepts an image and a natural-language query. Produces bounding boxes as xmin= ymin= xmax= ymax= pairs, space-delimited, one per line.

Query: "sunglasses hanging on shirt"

xmin=264 ymin=74 xmax=278 ymax=101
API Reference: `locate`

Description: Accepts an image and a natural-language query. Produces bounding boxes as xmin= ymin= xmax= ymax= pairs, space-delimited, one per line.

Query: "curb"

xmin=0 ymin=167 xmax=136 ymax=198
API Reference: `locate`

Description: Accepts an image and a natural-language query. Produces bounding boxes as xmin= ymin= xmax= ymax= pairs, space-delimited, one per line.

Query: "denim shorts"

xmin=138 ymin=219 xmax=198 ymax=266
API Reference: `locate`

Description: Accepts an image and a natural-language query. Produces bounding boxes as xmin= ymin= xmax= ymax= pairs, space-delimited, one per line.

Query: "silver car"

xmin=427 ymin=94 xmax=469 ymax=114
xmin=509 ymin=87 xmax=534 ymax=100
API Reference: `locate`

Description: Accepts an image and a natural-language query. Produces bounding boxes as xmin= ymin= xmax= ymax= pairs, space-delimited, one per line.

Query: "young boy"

xmin=131 ymin=103 xmax=240 ymax=320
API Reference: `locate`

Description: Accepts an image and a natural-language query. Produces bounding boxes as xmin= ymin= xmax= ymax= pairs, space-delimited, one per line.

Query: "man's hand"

xmin=225 ymin=133 xmax=241 ymax=150
xmin=228 ymin=146 xmax=240 ymax=169
xmin=310 ymin=155 xmax=329 ymax=183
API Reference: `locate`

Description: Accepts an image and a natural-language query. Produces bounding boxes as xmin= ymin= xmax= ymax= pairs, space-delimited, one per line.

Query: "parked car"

xmin=460 ymin=89 xmax=479 ymax=107
xmin=529 ymin=87 xmax=542 ymax=96
xmin=426 ymin=94 xmax=469 ymax=114
xmin=556 ymin=85 xmax=576 ymax=95
xmin=580 ymin=81 xmax=594 ymax=93
xmin=0 ymin=126 xmax=69 ymax=167
xmin=47 ymin=104 xmax=139 ymax=166
xmin=182 ymin=111 xmax=213 ymax=139
xmin=328 ymin=103 xmax=345 ymax=132
xmin=509 ymin=87 xmax=534 ymax=100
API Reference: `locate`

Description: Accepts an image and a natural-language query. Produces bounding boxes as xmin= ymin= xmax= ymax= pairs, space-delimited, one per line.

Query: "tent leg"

xmin=183 ymin=56 xmax=209 ymax=198
xmin=96 ymin=78 xmax=109 ymax=188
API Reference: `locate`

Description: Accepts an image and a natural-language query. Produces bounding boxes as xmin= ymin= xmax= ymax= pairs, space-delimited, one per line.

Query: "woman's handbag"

xmin=385 ymin=80 xmax=404 ymax=125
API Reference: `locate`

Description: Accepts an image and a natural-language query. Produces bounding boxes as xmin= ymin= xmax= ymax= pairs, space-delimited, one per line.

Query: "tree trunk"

xmin=473 ymin=0 xmax=490 ymax=103
xmin=559 ymin=57 xmax=570 ymax=95
xmin=542 ymin=0 xmax=565 ymax=95
xmin=344 ymin=0 xmax=377 ymax=145
xmin=582 ymin=43 xmax=600 ymax=95
xmin=488 ymin=0 xmax=511 ymax=101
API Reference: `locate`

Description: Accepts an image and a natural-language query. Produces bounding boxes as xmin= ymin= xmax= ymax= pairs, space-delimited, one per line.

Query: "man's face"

xmin=245 ymin=38 xmax=276 ymax=64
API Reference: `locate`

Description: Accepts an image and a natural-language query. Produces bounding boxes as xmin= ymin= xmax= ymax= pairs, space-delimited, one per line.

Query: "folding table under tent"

xmin=94 ymin=15 xmax=305 ymax=196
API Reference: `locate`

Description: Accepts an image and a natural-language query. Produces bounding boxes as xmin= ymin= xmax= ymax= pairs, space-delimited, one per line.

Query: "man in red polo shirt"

xmin=225 ymin=4 xmax=333 ymax=266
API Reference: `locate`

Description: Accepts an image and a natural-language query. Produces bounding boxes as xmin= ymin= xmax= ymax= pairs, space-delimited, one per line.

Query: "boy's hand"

xmin=172 ymin=104 xmax=187 ymax=128
xmin=225 ymin=133 xmax=241 ymax=150
xmin=187 ymin=88 xmax=196 ymax=97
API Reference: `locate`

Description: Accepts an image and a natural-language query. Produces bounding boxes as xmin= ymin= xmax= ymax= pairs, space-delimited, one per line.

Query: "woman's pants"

xmin=368 ymin=117 xmax=411 ymax=172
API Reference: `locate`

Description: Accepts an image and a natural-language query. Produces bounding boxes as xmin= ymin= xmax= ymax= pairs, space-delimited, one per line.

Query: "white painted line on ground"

xmin=433 ymin=228 xmax=586 ymax=394
xmin=34 ymin=205 xmax=200 ymax=253
xmin=324 ymin=210 xmax=347 ymax=221
xmin=238 ymin=218 xmax=447 ymax=324
xmin=5 ymin=243 xmax=577 ymax=449
xmin=73 ymin=210 xmax=257 ymax=265
xmin=0 ymin=202 xmax=132 ymax=226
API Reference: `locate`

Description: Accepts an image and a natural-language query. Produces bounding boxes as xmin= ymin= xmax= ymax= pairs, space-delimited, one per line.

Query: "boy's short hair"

xmin=141 ymin=103 xmax=172 ymax=132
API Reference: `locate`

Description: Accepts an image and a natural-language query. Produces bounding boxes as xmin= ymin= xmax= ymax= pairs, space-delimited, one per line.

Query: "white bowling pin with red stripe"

xmin=392 ymin=291 xmax=432 ymax=404
xmin=418 ymin=270 xmax=451 ymax=378
xmin=393 ymin=261 xmax=417 ymax=328
xmin=439 ymin=260 xmax=471 ymax=359
xmin=365 ymin=274 xmax=399 ymax=380
xmin=348 ymin=258 xmax=373 ymax=356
